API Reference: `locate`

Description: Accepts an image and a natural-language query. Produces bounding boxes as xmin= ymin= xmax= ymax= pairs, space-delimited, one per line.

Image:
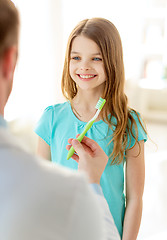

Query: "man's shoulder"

xmin=0 ymin=128 xmax=107 ymax=240
xmin=0 ymin=126 xmax=88 ymax=192
xmin=0 ymin=127 xmax=31 ymax=153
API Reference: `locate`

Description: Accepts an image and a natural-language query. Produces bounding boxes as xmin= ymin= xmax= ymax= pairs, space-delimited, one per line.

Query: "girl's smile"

xmin=77 ymin=74 xmax=97 ymax=81
xmin=69 ymin=35 xmax=106 ymax=91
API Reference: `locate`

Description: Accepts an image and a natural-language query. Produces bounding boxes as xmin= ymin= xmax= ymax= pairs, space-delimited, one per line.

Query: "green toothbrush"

xmin=67 ymin=97 xmax=106 ymax=160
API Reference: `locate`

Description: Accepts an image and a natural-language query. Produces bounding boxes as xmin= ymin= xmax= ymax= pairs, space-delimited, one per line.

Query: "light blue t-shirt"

xmin=34 ymin=101 xmax=147 ymax=237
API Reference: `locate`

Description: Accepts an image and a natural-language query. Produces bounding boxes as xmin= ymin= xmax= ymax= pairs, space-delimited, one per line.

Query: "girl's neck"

xmin=72 ymin=89 xmax=102 ymax=108
xmin=71 ymin=90 xmax=103 ymax=122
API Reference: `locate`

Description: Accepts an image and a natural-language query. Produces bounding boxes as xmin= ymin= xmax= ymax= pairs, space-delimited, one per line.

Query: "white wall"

xmin=5 ymin=0 xmax=167 ymax=122
xmin=5 ymin=0 xmax=64 ymax=121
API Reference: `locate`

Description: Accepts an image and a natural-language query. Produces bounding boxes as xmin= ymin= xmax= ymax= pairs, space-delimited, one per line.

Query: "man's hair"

xmin=0 ymin=0 xmax=19 ymax=57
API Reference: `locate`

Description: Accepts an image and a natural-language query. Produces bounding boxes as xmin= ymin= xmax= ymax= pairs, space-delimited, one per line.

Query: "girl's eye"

xmin=72 ymin=56 xmax=80 ymax=60
xmin=93 ymin=57 xmax=102 ymax=61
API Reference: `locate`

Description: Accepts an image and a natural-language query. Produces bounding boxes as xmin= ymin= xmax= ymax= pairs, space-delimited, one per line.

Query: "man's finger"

xmin=68 ymin=138 xmax=73 ymax=144
xmin=66 ymin=142 xmax=93 ymax=156
xmin=79 ymin=136 xmax=100 ymax=152
xmin=71 ymin=139 xmax=85 ymax=156
xmin=66 ymin=145 xmax=72 ymax=151
xmin=71 ymin=153 xmax=79 ymax=163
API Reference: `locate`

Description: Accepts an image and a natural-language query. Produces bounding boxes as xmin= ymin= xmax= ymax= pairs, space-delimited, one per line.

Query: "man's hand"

xmin=66 ymin=136 xmax=108 ymax=184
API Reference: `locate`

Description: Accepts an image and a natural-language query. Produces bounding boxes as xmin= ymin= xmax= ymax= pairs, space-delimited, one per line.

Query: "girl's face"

xmin=69 ymin=35 xmax=106 ymax=92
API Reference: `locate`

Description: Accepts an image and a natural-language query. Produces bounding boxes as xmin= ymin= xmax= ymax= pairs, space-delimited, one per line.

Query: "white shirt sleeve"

xmin=67 ymin=178 xmax=121 ymax=240
xmin=90 ymin=184 xmax=121 ymax=240
xmin=66 ymin=178 xmax=106 ymax=240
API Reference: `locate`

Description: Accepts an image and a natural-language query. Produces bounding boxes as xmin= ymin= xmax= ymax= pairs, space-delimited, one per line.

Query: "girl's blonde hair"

xmin=61 ymin=18 xmax=147 ymax=164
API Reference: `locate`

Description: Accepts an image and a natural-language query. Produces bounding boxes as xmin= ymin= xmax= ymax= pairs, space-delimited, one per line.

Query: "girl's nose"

xmin=80 ymin=61 xmax=91 ymax=70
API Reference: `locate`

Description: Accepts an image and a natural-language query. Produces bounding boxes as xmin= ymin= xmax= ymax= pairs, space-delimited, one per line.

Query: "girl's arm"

xmin=122 ymin=140 xmax=145 ymax=240
xmin=37 ymin=137 xmax=51 ymax=161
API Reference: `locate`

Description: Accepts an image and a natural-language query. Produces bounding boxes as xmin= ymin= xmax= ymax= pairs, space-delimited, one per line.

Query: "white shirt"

xmin=0 ymin=123 xmax=120 ymax=240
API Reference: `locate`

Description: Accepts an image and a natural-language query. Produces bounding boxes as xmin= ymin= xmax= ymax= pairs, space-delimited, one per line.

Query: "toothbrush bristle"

xmin=95 ymin=97 xmax=106 ymax=110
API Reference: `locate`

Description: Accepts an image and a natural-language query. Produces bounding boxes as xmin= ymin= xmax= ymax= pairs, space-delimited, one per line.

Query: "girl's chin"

xmin=79 ymin=77 xmax=96 ymax=82
xmin=77 ymin=84 xmax=102 ymax=92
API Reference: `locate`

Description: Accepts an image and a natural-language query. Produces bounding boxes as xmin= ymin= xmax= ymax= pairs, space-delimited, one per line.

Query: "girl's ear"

xmin=2 ymin=46 xmax=18 ymax=81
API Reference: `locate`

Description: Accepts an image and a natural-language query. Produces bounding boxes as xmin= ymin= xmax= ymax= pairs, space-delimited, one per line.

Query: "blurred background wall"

xmin=5 ymin=0 xmax=167 ymax=239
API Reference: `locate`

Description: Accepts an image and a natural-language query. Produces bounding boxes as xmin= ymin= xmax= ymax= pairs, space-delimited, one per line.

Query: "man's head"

xmin=0 ymin=0 xmax=19 ymax=115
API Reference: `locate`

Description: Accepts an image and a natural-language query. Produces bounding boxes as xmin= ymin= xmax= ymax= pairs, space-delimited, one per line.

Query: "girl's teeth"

xmin=79 ymin=75 xmax=95 ymax=79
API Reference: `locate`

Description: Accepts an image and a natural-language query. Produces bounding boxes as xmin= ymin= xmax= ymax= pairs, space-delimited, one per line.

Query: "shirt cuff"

xmin=90 ymin=183 xmax=103 ymax=196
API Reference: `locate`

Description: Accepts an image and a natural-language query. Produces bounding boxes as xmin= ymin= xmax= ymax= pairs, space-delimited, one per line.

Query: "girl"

xmin=35 ymin=18 xmax=147 ymax=239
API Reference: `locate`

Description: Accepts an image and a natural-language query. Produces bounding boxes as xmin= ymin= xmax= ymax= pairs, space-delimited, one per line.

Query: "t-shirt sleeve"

xmin=34 ymin=106 xmax=53 ymax=146
xmin=126 ymin=111 xmax=148 ymax=149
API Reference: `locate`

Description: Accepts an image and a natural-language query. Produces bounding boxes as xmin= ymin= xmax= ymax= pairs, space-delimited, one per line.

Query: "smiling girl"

xmin=35 ymin=18 xmax=147 ymax=239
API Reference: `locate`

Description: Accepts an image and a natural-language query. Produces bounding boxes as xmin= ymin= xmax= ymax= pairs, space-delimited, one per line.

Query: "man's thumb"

xmin=72 ymin=139 xmax=83 ymax=155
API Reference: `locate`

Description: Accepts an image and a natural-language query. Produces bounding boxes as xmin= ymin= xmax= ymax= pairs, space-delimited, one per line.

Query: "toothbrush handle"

xmin=66 ymin=120 xmax=95 ymax=160
xmin=66 ymin=146 xmax=75 ymax=160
